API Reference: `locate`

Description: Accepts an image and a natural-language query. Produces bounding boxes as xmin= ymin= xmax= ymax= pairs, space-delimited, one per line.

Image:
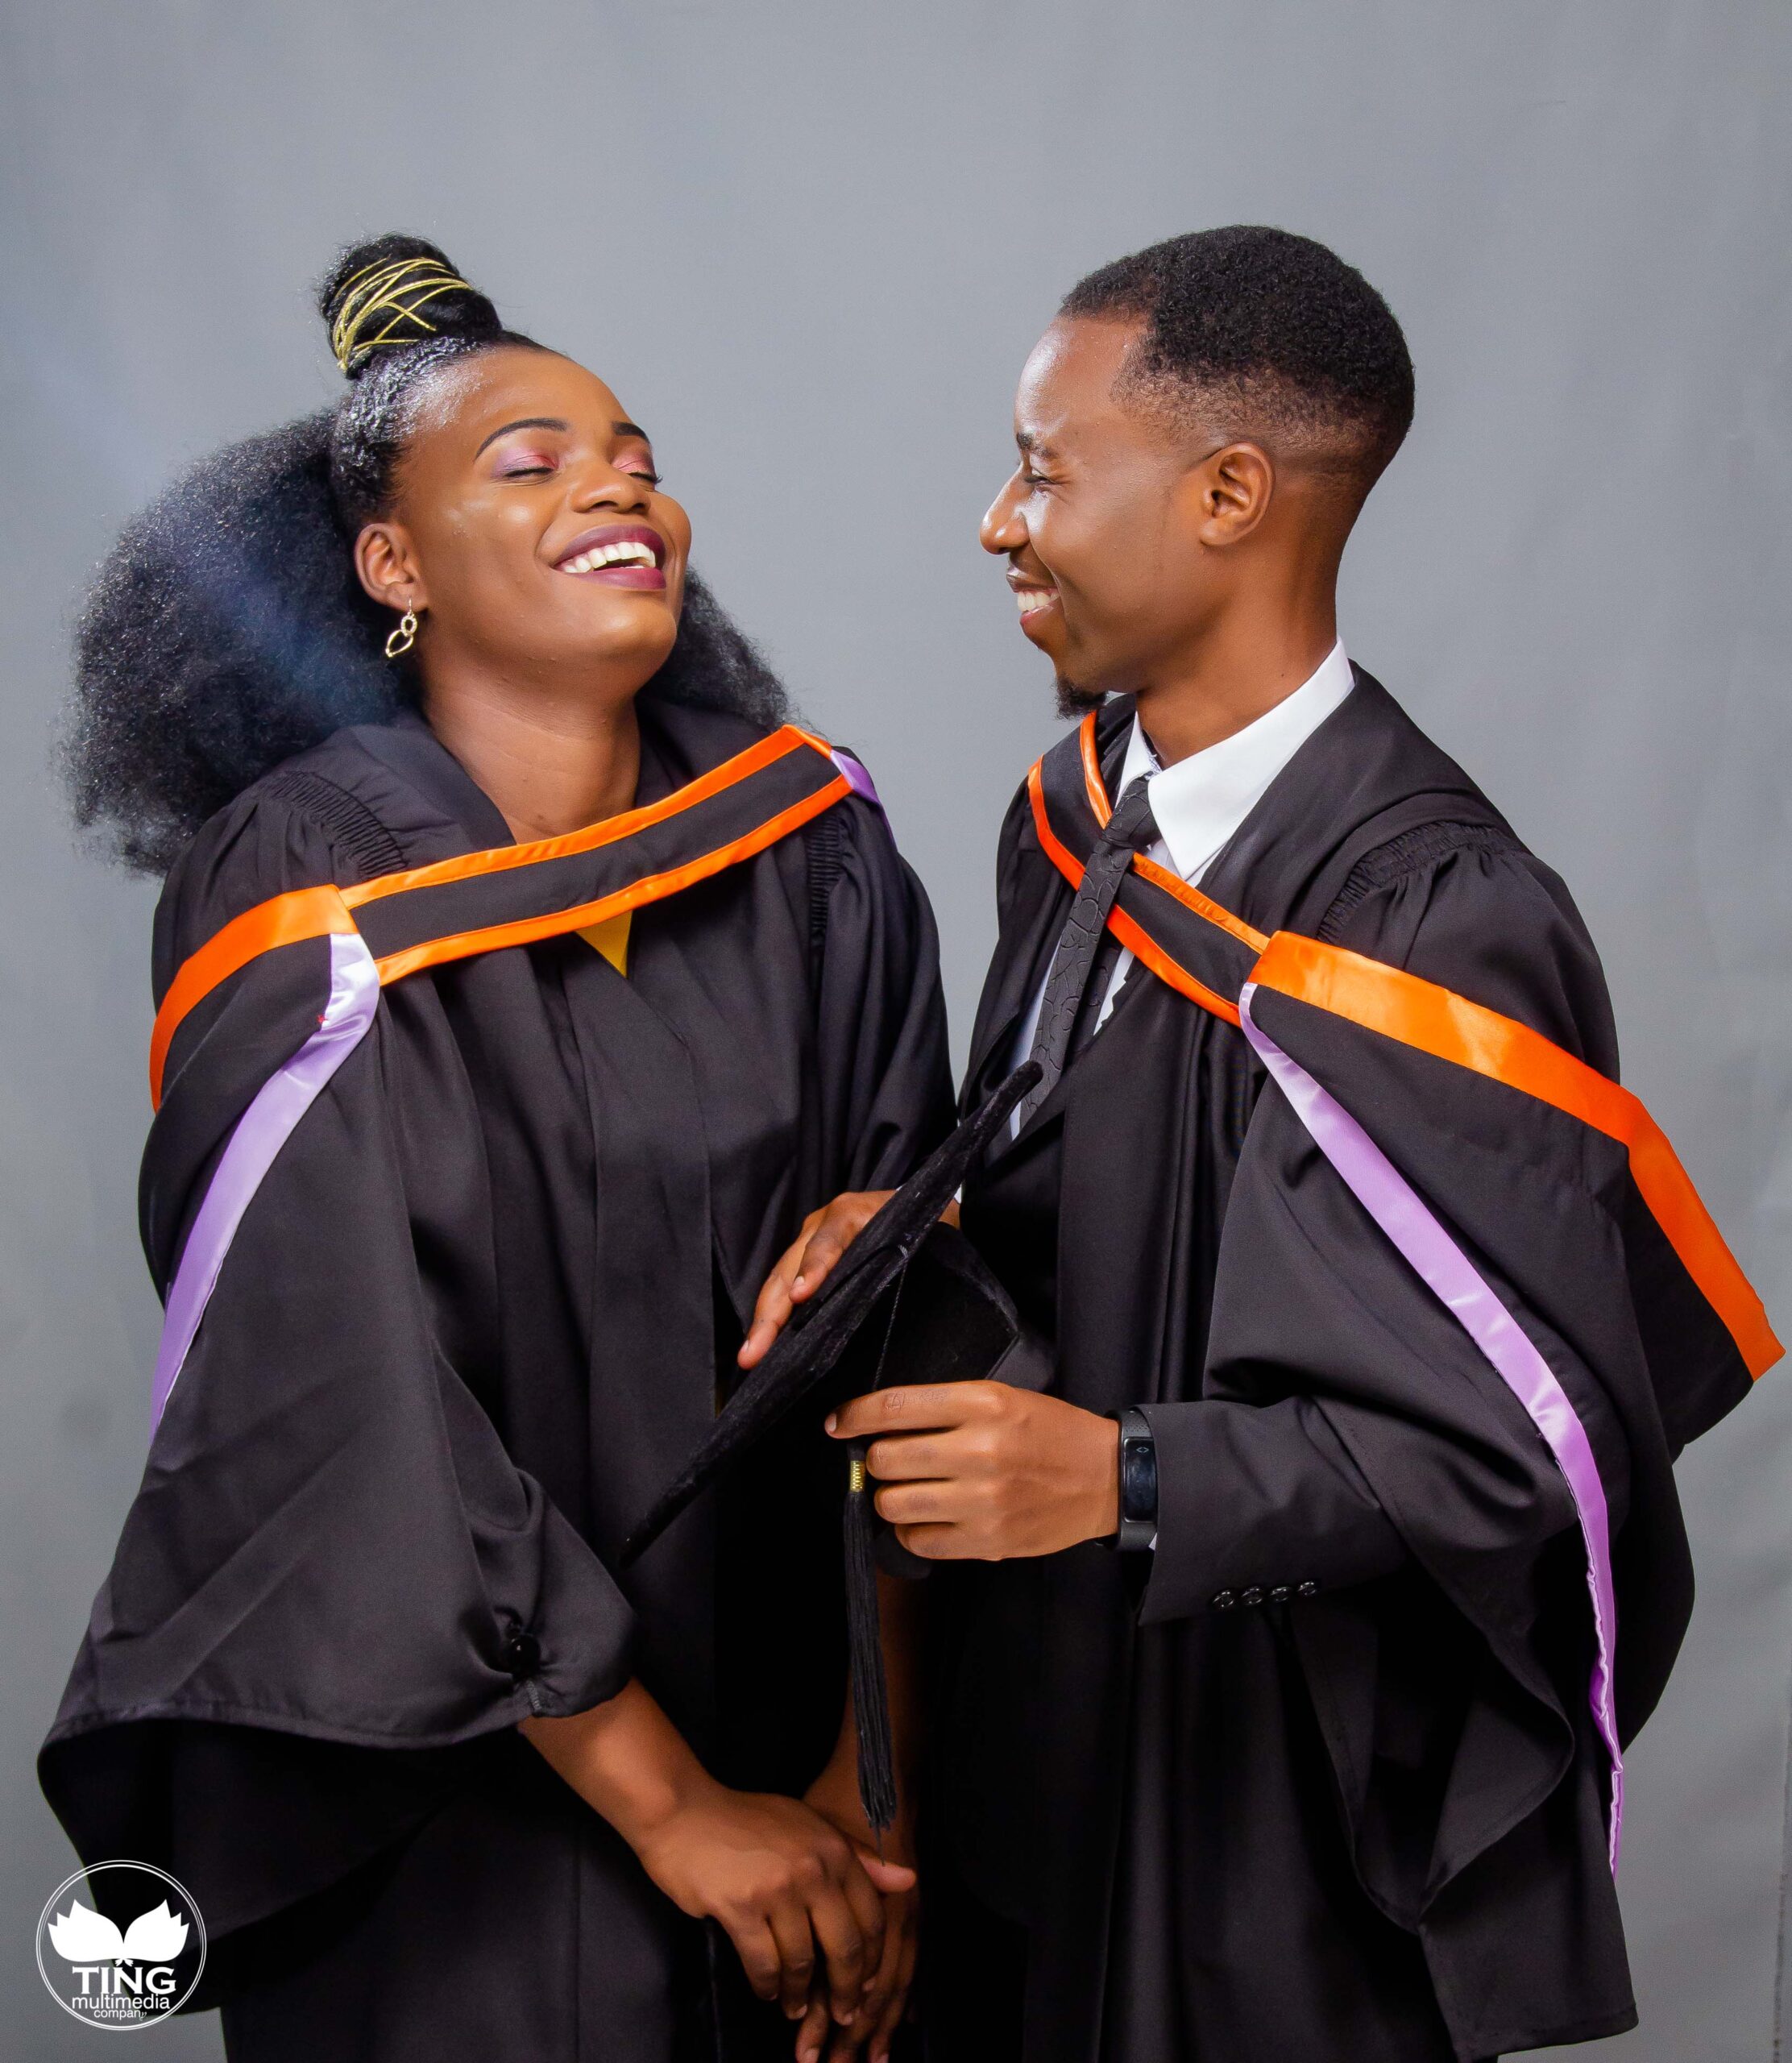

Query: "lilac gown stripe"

xmin=832 ymin=749 xmax=881 ymax=809
xmin=1238 ymin=982 xmax=1624 ymax=1874
xmin=149 ymin=931 xmax=382 ymax=1435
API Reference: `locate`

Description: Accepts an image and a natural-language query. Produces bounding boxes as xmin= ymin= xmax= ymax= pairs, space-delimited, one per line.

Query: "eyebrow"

xmin=475 ymin=416 xmax=569 ymax=456
xmin=474 ymin=415 xmax=656 ymax=458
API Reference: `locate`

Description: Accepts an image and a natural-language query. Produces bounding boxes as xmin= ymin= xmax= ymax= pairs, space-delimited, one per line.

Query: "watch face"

xmin=1120 ymin=1431 xmax=1158 ymax=1525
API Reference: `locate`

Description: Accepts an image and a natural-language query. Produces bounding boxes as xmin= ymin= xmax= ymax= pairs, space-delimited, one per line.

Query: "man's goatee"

xmin=1055 ymin=677 xmax=1105 ymax=722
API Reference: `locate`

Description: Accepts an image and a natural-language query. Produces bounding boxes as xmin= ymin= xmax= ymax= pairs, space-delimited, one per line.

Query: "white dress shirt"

xmin=1011 ymin=641 xmax=1355 ymax=1092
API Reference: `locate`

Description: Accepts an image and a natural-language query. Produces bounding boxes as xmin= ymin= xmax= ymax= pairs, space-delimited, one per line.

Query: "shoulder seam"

xmin=805 ymin=803 xmax=846 ymax=971
xmin=259 ymin=769 xmax=408 ymax=886
xmin=1319 ymin=820 xmax=1523 ymax=941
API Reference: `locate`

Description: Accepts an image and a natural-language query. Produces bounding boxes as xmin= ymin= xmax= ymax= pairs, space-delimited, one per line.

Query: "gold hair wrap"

xmin=330 ymin=255 xmax=475 ymax=373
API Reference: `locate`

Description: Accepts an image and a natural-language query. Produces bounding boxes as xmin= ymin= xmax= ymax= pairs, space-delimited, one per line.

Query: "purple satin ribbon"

xmin=149 ymin=931 xmax=381 ymax=1435
xmin=831 ymin=749 xmax=881 ymax=809
xmin=1238 ymin=982 xmax=1623 ymax=1874
xmin=145 ymin=749 xmax=877 ymax=1442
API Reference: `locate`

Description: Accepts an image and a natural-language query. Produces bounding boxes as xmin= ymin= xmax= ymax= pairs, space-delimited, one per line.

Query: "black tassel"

xmin=843 ymin=1441 xmax=898 ymax=1836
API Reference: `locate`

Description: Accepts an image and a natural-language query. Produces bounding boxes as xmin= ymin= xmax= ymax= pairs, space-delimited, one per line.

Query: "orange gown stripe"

xmin=1105 ymin=907 xmax=1242 ymax=1026
xmin=1078 ymin=712 xmax=1111 ymax=825
xmin=1249 ymin=933 xmax=1782 ymax=1380
xmin=1132 ymin=854 xmax=1269 ymax=953
xmin=370 ymin=774 xmax=850 ymax=986
xmin=149 ymin=885 xmax=356 ymax=1106
xmin=1029 ymin=762 xmax=1242 ymax=1024
xmin=1029 ymin=749 xmax=1780 ymax=1380
xmin=340 ymin=725 xmax=818 ymax=909
xmin=1065 ymin=720 xmax=1269 ymax=951
xmin=151 ymin=727 xmax=842 ymax=1110
xmin=1028 ymin=758 xmax=1081 ymax=882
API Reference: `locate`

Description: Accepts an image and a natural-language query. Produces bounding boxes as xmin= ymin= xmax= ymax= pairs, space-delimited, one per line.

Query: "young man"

xmin=746 ymin=227 xmax=1773 ymax=2060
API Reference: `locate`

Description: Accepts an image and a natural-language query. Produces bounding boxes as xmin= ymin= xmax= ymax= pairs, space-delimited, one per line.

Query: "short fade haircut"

xmin=1062 ymin=226 xmax=1414 ymax=500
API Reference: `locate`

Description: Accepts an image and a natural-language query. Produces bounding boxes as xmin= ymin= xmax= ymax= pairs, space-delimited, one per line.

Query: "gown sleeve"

xmin=1139 ymin=840 xmax=1620 ymax=1624
xmin=39 ymin=787 xmax=641 ymax=1955
xmin=1139 ymin=835 xmax=1641 ymax=1979
xmin=810 ymin=786 xmax=956 ymax=1189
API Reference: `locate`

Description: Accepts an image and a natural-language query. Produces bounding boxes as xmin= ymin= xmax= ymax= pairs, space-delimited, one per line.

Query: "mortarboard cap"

xmin=620 ymin=1062 xmax=1047 ymax=1829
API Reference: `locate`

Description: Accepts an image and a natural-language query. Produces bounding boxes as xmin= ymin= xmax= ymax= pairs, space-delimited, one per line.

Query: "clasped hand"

xmin=522 ymin=1680 xmax=913 ymax=2062
xmin=632 ymin=1779 xmax=913 ymax=2059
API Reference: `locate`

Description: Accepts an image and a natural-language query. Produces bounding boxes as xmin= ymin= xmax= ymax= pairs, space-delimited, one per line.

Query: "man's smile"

xmin=1006 ymin=567 xmax=1061 ymax=636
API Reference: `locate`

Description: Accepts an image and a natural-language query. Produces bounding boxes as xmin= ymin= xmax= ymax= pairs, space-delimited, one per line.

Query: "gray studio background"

xmin=3 ymin=3 xmax=1787 ymax=2057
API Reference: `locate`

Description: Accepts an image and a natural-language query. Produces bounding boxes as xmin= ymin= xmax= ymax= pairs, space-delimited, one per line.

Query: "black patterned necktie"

xmin=1014 ymin=774 xmax=1159 ymax=1131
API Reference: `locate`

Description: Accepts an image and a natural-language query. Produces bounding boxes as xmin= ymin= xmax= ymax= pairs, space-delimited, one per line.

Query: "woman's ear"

xmin=355 ymin=521 xmax=428 ymax=616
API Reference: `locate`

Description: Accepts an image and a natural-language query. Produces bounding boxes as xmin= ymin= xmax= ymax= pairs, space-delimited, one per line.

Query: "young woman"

xmin=41 ymin=235 xmax=951 ymax=2063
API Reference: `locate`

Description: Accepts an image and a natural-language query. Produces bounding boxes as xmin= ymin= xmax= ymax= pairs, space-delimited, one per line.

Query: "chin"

xmin=1053 ymin=673 xmax=1107 ymax=721
xmin=577 ymin=612 xmax=679 ymax=676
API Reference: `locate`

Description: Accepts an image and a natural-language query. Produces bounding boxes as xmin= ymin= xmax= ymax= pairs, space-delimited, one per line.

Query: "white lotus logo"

xmin=47 ymin=1897 xmax=189 ymax=1965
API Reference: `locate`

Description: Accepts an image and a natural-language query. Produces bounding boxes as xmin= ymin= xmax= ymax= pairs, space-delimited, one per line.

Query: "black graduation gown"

xmin=930 ymin=672 xmax=1710 ymax=2062
xmin=39 ymin=698 xmax=955 ymax=2062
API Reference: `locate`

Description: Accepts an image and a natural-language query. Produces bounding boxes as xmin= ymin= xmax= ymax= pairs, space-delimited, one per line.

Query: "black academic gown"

xmin=930 ymin=673 xmax=1670 ymax=2063
xmin=40 ymin=698 xmax=954 ymax=2063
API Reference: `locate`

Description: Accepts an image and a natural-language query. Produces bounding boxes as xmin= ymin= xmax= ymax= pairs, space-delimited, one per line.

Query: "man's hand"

xmin=740 ymin=1192 xmax=961 ymax=1371
xmin=827 ymin=1381 xmax=1120 ymax=1559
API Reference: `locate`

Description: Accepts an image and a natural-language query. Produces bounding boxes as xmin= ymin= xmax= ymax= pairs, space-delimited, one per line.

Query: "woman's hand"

xmin=740 ymin=1191 xmax=962 ymax=1370
xmin=791 ymin=1572 xmax=927 ymax=2063
xmin=632 ymin=1780 xmax=915 ymax=2028
xmin=522 ymin=1683 xmax=911 ymax=2026
xmin=796 ymin=1760 xmax=919 ymax=2063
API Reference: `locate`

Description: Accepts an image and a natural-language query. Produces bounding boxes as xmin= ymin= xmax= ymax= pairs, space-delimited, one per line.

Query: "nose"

xmin=568 ymin=455 xmax=654 ymax=518
xmin=981 ymin=471 xmax=1027 ymax=557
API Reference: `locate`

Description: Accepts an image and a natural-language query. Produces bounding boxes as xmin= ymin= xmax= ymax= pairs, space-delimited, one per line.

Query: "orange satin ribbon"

xmin=149 ymin=886 xmax=357 ymax=1107
xmin=150 ymin=728 xmax=845 ymax=1108
xmin=1029 ymin=748 xmax=1782 ymax=1382
xmin=1251 ymin=934 xmax=1782 ymax=1381
xmin=339 ymin=725 xmax=814 ymax=911
xmin=365 ymin=777 xmax=846 ymax=988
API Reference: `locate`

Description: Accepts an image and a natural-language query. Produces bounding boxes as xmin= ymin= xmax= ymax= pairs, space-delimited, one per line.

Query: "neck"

xmin=1131 ymin=576 xmax=1338 ymax=768
xmin=421 ymin=671 xmax=643 ymax=843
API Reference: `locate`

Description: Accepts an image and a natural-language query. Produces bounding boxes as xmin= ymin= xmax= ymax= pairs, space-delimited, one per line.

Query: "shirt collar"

xmin=1117 ymin=640 xmax=1354 ymax=884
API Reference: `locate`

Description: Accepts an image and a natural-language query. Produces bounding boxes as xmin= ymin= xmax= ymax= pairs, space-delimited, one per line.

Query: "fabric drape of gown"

xmin=40 ymin=697 xmax=955 ymax=2063
xmin=926 ymin=673 xmax=1669 ymax=2063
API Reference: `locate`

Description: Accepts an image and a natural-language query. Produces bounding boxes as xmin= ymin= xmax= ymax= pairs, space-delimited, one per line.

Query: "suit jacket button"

xmin=1296 ymin=1580 xmax=1319 ymax=1600
xmin=1269 ymin=1584 xmax=1292 ymax=1604
xmin=1240 ymin=1586 xmax=1263 ymax=1608
xmin=503 ymin=1629 xmax=541 ymax=1681
xmin=1211 ymin=1590 xmax=1237 ymax=1611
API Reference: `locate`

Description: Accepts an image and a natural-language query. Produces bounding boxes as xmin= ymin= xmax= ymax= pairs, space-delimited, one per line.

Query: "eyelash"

xmin=499 ymin=459 xmax=662 ymax=487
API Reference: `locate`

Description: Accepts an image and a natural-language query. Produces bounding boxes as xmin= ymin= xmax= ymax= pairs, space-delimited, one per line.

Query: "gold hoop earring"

xmin=384 ymin=608 xmax=419 ymax=661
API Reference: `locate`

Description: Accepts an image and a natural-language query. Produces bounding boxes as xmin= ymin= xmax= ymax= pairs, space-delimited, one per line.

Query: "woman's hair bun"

xmin=317 ymin=233 xmax=503 ymax=379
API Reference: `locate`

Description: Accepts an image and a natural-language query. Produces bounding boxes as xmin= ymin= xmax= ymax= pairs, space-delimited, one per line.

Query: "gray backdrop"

xmin=3 ymin=3 xmax=1787 ymax=2057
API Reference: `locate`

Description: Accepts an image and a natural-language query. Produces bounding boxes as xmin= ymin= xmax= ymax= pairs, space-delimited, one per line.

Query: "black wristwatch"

xmin=1105 ymin=1407 xmax=1157 ymax=1551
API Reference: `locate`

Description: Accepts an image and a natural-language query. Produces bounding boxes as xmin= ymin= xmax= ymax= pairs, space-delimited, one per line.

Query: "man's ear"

xmin=1184 ymin=441 xmax=1275 ymax=549
xmin=355 ymin=522 xmax=427 ymax=616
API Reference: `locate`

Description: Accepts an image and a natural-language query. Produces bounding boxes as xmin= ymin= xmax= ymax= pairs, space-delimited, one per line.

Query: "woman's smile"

xmin=553 ymin=521 xmax=668 ymax=590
